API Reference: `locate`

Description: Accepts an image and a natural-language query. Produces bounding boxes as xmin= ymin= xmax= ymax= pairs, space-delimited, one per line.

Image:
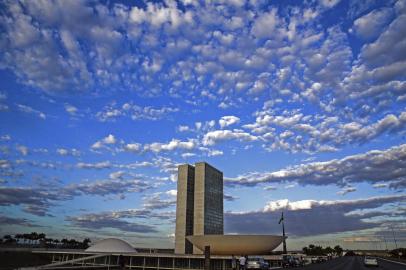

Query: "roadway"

xmin=293 ymin=256 xmax=406 ymax=270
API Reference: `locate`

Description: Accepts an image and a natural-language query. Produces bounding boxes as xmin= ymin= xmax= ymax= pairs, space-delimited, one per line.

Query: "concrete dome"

xmin=85 ymin=238 xmax=136 ymax=253
xmin=186 ymin=235 xmax=283 ymax=255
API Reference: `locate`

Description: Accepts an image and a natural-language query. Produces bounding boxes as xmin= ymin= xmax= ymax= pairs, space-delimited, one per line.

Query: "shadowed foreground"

xmin=295 ymin=256 xmax=406 ymax=270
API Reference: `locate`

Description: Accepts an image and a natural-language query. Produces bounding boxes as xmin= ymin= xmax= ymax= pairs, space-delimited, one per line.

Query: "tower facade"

xmin=175 ymin=164 xmax=195 ymax=254
xmin=174 ymin=162 xmax=223 ymax=254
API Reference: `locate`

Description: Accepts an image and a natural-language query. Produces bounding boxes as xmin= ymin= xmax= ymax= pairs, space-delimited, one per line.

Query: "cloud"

xmin=96 ymin=102 xmax=179 ymax=122
xmin=225 ymin=194 xmax=405 ymax=236
xmin=226 ymin=144 xmax=406 ymax=188
xmin=16 ymin=104 xmax=46 ymax=119
xmin=0 ymin=176 xmax=153 ymax=216
xmin=66 ymin=213 xmax=157 ymax=233
xmin=352 ymin=8 xmax=393 ymax=40
xmin=16 ymin=145 xmax=29 ymax=156
xmin=64 ymin=104 xmax=78 ymax=115
xmin=0 ymin=215 xmax=36 ymax=226
xmin=219 ymin=116 xmax=240 ymax=128
xmin=263 ymin=186 xmax=277 ymax=191
xmin=203 ymin=130 xmax=258 ymax=146
xmin=373 ymin=183 xmax=388 ymax=188
xmin=91 ymin=134 xmax=117 ymax=150
xmin=62 ymin=178 xmax=151 ymax=197
xmin=224 ymin=194 xmax=239 ymax=201
xmin=124 ymin=143 xmax=142 ymax=153
xmin=251 ymin=9 xmax=279 ymax=39
xmin=56 ymin=148 xmax=80 ymax=156
xmin=0 ymin=187 xmax=58 ymax=216
xmin=319 ymin=0 xmax=341 ymax=8
xmin=77 ymin=161 xmax=112 ymax=169
xmin=0 ymin=135 xmax=11 ymax=141
xmin=337 ymin=186 xmax=357 ymax=195
xmin=144 ymin=139 xmax=196 ymax=153
xmin=143 ymin=190 xmax=177 ymax=210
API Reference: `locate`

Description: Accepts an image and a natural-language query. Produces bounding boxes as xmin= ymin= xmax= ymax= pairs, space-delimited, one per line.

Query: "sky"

xmin=0 ymin=0 xmax=405 ymax=251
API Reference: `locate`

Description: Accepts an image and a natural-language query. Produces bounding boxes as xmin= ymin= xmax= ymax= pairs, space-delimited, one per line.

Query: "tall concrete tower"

xmin=174 ymin=162 xmax=223 ymax=254
xmin=175 ymin=164 xmax=195 ymax=254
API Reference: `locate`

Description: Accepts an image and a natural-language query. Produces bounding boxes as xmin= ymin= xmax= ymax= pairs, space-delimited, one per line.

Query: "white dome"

xmin=85 ymin=238 xmax=136 ymax=253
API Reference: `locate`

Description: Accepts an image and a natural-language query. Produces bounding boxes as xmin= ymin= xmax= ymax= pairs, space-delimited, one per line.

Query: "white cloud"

xmin=219 ymin=116 xmax=240 ymax=128
xmin=203 ymin=130 xmax=258 ymax=146
xmin=251 ymin=9 xmax=279 ymax=38
xmin=77 ymin=161 xmax=112 ymax=169
xmin=144 ymin=139 xmax=196 ymax=153
xmin=263 ymin=194 xmax=405 ymax=212
xmin=17 ymin=104 xmax=46 ymax=119
xmin=56 ymin=148 xmax=80 ymax=156
xmin=372 ymin=183 xmax=388 ymax=188
xmin=56 ymin=148 xmax=68 ymax=156
xmin=64 ymin=104 xmax=78 ymax=115
xmin=0 ymin=135 xmax=11 ymax=141
xmin=319 ymin=0 xmax=341 ymax=8
xmin=178 ymin=125 xmax=190 ymax=132
xmin=227 ymin=144 xmax=406 ymax=188
xmin=124 ymin=143 xmax=141 ymax=153
xmin=208 ymin=149 xmax=223 ymax=156
xmin=352 ymin=8 xmax=392 ymax=40
xmin=91 ymin=134 xmax=117 ymax=150
xmin=16 ymin=145 xmax=29 ymax=156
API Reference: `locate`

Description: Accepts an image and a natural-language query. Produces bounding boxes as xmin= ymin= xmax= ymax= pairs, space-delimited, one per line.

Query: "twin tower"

xmin=175 ymin=162 xmax=224 ymax=254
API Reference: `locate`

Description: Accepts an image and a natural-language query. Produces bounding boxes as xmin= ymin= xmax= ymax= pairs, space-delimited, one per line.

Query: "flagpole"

xmin=280 ymin=212 xmax=287 ymax=254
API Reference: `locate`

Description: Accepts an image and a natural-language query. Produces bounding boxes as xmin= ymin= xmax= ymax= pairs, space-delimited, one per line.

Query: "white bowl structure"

xmin=85 ymin=238 xmax=136 ymax=253
xmin=186 ymin=235 xmax=284 ymax=255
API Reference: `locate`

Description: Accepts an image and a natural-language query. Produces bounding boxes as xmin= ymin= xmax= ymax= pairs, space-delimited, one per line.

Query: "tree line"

xmin=0 ymin=232 xmax=91 ymax=249
xmin=302 ymin=244 xmax=344 ymax=256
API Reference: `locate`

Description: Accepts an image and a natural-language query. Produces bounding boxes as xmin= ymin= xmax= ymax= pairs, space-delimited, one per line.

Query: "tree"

xmin=334 ymin=245 xmax=343 ymax=256
xmin=325 ymin=246 xmax=333 ymax=255
xmin=345 ymin=250 xmax=355 ymax=256
xmin=30 ymin=232 xmax=39 ymax=245
xmin=82 ymin=238 xmax=91 ymax=249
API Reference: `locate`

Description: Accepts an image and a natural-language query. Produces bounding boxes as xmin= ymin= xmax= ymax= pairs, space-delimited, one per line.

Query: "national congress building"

xmin=175 ymin=162 xmax=223 ymax=254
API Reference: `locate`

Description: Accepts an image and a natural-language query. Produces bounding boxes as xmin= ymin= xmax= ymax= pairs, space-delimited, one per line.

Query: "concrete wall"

xmin=175 ymin=164 xmax=195 ymax=254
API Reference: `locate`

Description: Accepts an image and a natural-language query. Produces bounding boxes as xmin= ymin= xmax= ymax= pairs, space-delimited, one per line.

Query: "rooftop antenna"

xmin=279 ymin=212 xmax=287 ymax=254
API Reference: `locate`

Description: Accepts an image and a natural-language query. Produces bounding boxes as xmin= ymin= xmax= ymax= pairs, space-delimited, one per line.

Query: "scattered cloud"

xmin=96 ymin=102 xmax=178 ymax=122
xmin=352 ymin=8 xmax=393 ymax=40
xmin=91 ymin=134 xmax=117 ymax=150
xmin=16 ymin=104 xmax=46 ymax=119
xmin=66 ymin=213 xmax=157 ymax=233
xmin=144 ymin=139 xmax=197 ymax=153
xmin=203 ymin=130 xmax=258 ymax=146
xmin=219 ymin=116 xmax=240 ymax=129
xmin=337 ymin=186 xmax=357 ymax=195
xmin=56 ymin=148 xmax=80 ymax=156
xmin=64 ymin=104 xmax=78 ymax=116
xmin=225 ymin=194 xmax=406 ymax=236
xmin=227 ymin=144 xmax=406 ymax=188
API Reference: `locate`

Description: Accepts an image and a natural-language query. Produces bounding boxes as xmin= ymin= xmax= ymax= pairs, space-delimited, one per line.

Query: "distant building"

xmin=175 ymin=162 xmax=223 ymax=254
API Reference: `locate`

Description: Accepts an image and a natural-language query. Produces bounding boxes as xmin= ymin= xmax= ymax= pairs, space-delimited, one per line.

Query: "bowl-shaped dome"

xmin=85 ymin=238 xmax=136 ymax=253
xmin=186 ymin=235 xmax=283 ymax=255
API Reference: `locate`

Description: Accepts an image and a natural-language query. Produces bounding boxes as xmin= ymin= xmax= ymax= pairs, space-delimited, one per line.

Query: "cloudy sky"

xmin=0 ymin=0 xmax=405 ymax=250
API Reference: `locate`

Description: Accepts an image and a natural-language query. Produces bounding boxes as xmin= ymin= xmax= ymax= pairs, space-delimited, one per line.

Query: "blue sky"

xmin=0 ymin=0 xmax=405 ymax=250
